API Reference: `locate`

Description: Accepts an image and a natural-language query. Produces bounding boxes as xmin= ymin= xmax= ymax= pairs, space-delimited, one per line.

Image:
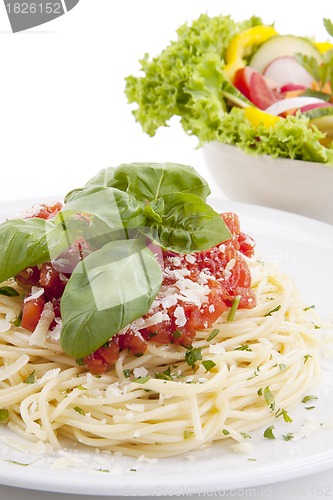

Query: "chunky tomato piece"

xmin=233 ymin=67 xmax=255 ymax=101
xmin=118 ymin=330 xmax=147 ymax=355
xmin=25 ymin=203 xmax=63 ymax=220
xmin=221 ymin=212 xmax=240 ymax=235
xmin=16 ymin=266 xmax=41 ymax=290
xmin=21 ymin=295 xmax=46 ymax=332
xmin=238 ymin=232 xmax=255 ymax=258
xmin=40 ymin=262 xmax=67 ymax=300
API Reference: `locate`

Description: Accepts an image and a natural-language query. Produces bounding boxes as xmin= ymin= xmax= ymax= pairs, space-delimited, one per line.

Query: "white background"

xmin=0 ymin=0 xmax=333 ymax=498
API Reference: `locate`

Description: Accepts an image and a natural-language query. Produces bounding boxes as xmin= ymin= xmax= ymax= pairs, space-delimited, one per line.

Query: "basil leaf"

xmin=60 ymin=238 xmax=163 ymax=358
xmin=144 ymin=193 xmax=231 ymax=253
xmin=65 ymin=163 xmax=210 ymax=204
xmin=60 ymin=186 xmax=145 ymax=235
xmin=0 ymin=286 xmax=19 ymax=297
xmin=64 ymin=168 xmax=117 ymax=202
xmin=0 ymin=218 xmax=67 ymax=283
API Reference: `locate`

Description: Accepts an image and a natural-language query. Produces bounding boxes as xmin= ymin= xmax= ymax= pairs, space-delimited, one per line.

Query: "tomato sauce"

xmin=16 ymin=206 xmax=256 ymax=375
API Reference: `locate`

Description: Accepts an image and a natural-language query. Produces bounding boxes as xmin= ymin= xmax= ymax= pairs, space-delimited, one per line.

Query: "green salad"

xmin=125 ymin=14 xmax=333 ymax=164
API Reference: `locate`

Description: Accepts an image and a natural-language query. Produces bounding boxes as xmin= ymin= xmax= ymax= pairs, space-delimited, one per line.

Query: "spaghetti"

xmin=0 ymin=257 xmax=320 ymax=458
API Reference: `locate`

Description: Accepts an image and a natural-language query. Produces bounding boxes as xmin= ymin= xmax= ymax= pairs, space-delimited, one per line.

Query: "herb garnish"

xmin=263 ymin=425 xmax=276 ymax=440
xmin=0 ymin=409 xmax=9 ymax=422
xmin=155 ymin=366 xmax=173 ymax=381
xmin=133 ymin=376 xmax=151 ymax=384
xmin=275 ymin=408 xmax=293 ymax=423
xmin=202 ymin=360 xmax=216 ymax=372
xmin=302 ymin=395 xmax=318 ymax=404
xmin=184 ymin=346 xmax=203 ymax=369
xmin=207 ymin=329 xmax=219 ymax=342
xmin=304 ymin=355 xmax=312 ymax=364
xmin=235 ymin=344 xmax=252 ymax=352
xmin=265 ymin=305 xmax=281 ymax=317
xmin=73 ymin=406 xmax=85 ymax=415
xmin=263 ymin=386 xmax=275 ymax=411
xmin=0 ymin=286 xmax=19 ymax=297
xmin=23 ymin=371 xmax=36 ymax=384
xmin=227 ymin=296 xmax=241 ymax=322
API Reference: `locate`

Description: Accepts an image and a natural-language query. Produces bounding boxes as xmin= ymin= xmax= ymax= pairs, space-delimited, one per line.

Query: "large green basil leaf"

xmin=65 ymin=162 xmax=210 ymax=204
xmin=144 ymin=193 xmax=231 ymax=253
xmin=59 ymin=186 xmax=145 ymax=237
xmin=64 ymin=168 xmax=116 ymax=203
xmin=60 ymin=238 xmax=163 ymax=358
xmin=0 ymin=218 xmax=68 ymax=283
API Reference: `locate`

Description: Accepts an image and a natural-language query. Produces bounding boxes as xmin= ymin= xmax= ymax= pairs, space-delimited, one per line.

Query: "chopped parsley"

xmin=303 ymin=305 xmax=315 ymax=311
xmin=172 ymin=330 xmax=182 ymax=340
xmin=184 ymin=346 xmax=203 ymax=369
xmin=202 ymin=360 xmax=216 ymax=372
xmin=123 ymin=369 xmax=131 ymax=378
xmin=265 ymin=305 xmax=281 ymax=317
xmin=73 ymin=406 xmax=85 ymax=415
xmin=207 ymin=329 xmax=219 ymax=342
xmin=0 ymin=286 xmax=19 ymax=297
xmin=184 ymin=430 xmax=193 ymax=439
xmin=23 ymin=371 xmax=36 ymax=384
xmin=282 ymin=433 xmax=294 ymax=441
xmin=155 ymin=366 xmax=173 ymax=380
xmin=0 ymin=409 xmax=9 ymax=422
xmin=302 ymin=395 xmax=318 ymax=404
xmin=222 ymin=429 xmax=230 ymax=436
xmin=275 ymin=408 xmax=293 ymax=423
xmin=235 ymin=344 xmax=252 ymax=351
xmin=227 ymin=295 xmax=241 ymax=322
xmin=133 ymin=376 xmax=151 ymax=384
xmin=240 ymin=432 xmax=251 ymax=439
xmin=263 ymin=386 xmax=275 ymax=411
xmin=304 ymin=354 xmax=312 ymax=364
xmin=13 ymin=312 xmax=22 ymax=327
xmin=263 ymin=425 xmax=276 ymax=440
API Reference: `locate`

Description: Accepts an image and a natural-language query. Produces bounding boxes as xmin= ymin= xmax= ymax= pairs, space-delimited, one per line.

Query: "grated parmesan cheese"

xmin=133 ymin=367 xmax=148 ymax=378
xmin=209 ymin=343 xmax=225 ymax=355
xmin=174 ymin=305 xmax=186 ymax=327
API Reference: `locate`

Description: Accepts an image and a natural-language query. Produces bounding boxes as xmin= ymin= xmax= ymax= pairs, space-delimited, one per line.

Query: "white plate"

xmin=0 ymin=198 xmax=332 ymax=496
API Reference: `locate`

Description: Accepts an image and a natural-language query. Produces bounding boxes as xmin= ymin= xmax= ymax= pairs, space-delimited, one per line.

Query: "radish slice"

xmin=299 ymin=102 xmax=333 ymax=112
xmin=264 ymin=97 xmax=327 ymax=115
xmin=263 ymin=56 xmax=314 ymax=87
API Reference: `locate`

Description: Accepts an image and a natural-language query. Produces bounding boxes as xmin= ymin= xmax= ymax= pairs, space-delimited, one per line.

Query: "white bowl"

xmin=202 ymin=142 xmax=333 ymax=225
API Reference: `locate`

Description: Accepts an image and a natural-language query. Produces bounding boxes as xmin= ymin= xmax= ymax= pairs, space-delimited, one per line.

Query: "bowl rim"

xmin=203 ymin=141 xmax=333 ymax=171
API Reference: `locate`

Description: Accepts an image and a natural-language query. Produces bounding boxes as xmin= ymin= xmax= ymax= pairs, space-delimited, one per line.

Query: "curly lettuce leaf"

xmin=125 ymin=14 xmax=262 ymax=137
xmin=125 ymin=13 xmax=333 ymax=164
xmin=212 ymin=108 xmax=333 ymax=163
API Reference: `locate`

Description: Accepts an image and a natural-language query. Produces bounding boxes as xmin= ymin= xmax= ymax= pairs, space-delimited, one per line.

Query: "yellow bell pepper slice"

xmin=313 ymin=41 xmax=333 ymax=53
xmin=224 ymin=25 xmax=278 ymax=80
xmin=244 ymin=107 xmax=282 ymax=128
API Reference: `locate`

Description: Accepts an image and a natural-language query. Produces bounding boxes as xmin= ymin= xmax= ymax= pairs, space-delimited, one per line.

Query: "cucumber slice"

xmin=249 ymin=35 xmax=322 ymax=73
xmin=221 ymin=81 xmax=252 ymax=108
xmin=304 ymin=106 xmax=333 ymax=137
xmin=302 ymin=89 xmax=332 ymax=102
